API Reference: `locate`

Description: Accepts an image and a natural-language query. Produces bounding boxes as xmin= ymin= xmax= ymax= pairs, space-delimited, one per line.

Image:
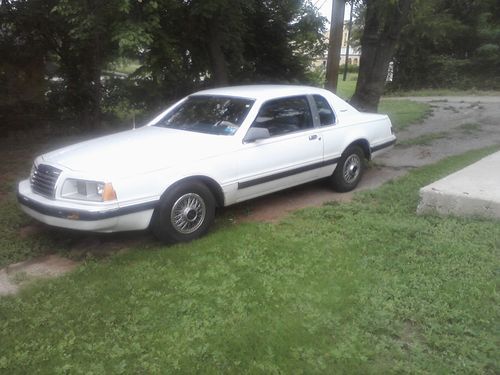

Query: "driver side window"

xmin=313 ymin=94 xmax=336 ymax=126
xmin=252 ymin=96 xmax=313 ymax=137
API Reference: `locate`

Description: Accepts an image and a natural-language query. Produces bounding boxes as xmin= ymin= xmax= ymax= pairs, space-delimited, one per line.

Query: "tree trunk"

xmin=208 ymin=24 xmax=229 ymax=86
xmin=350 ymin=0 xmax=412 ymax=112
xmin=324 ymin=0 xmax=345 ymax=92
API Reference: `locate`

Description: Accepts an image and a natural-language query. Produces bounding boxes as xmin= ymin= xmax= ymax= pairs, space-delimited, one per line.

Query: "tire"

xmin=151 ymin=181 xmax=215 ymax=244
xmin=330 ymin=145 xmax=365 ymax=192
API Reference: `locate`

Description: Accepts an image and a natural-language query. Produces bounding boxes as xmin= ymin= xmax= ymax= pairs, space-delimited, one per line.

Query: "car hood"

xmin=41 ymin=126 xmax=234 ymax=177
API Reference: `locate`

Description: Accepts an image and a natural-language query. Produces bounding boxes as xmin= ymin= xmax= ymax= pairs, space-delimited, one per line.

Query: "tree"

xmin=1 ymin=0 xmax=326 ymax=133
xmin=350 ymin=0 xmax=412 ymax=112
xmin=49 ymin=0 xmax=153 ymax=128
xmin=390 ymin=0 xmax=500 ymax=90
xmin=138 ymin=0 xmax=326 ymax=102
xmin=238 ymin=0 xmax=326 ymax=83
xmin=0 ymin=0 xmax=60 ymax=132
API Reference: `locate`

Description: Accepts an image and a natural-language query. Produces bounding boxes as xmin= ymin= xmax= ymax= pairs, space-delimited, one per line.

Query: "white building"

xmin=314 ymin=21 xmax=361 ymax=68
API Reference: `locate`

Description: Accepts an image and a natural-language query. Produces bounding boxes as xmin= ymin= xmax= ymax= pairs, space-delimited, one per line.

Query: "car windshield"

xmin=154 ymin=95 xmax=254 ymax=135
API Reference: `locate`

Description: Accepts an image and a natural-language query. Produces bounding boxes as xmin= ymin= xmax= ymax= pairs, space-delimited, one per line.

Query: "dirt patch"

xmin=2 ymin=96 xmax=499 ymax=295
xmin=225 ymin=165 xmax=408 ymax=223
xmin=0 ymin=255 xmax=81 ymax=296
xmin=379 ymin=97 xmax=500 ymax=168
xmin=226 ymin=96 xmax=500 ymax=222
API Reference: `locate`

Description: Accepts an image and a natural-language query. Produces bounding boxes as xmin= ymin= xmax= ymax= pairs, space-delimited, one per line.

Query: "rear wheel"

xmin=330 ymin=145 xmax=365 ymax=192
xmin=151 ymin=182 xmax=215 ymax=244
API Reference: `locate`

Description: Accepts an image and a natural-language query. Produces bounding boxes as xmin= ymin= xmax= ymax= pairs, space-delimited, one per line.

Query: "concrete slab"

xmin=417 ymin=151 xmax=500 ymax=220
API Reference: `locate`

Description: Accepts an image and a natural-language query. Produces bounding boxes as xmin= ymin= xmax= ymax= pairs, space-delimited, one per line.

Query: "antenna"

xmin=133 ymin=113 xmax=136 ymax=129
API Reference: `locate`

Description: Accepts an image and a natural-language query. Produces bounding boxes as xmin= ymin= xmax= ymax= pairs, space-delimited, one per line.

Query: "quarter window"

xmin=313 ymin=95 xmax=336 ymax=126
xmin=252 ymin=96 xmax=313 ymax=137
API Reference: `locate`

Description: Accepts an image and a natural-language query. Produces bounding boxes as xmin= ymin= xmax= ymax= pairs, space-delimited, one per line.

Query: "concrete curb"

xmin=417 ymin=151 xmax=500 ymax=220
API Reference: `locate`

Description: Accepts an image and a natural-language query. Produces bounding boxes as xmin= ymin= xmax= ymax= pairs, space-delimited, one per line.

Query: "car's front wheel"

xmin=330 ymin=145 xmax=365 ymax=192
xmin=151 ymin=181 xmax=215 ymax=244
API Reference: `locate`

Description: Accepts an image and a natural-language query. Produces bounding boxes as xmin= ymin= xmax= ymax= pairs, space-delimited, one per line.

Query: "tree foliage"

xmin=390 ymin=0 xmax=500 ymax=90
xmin=348 ymin=0 xmax=499 ymax=112
xmin=0 ymin=0 xmax=326 ymax=132
xmin=0 ymin=0 xmax=53 ymax=131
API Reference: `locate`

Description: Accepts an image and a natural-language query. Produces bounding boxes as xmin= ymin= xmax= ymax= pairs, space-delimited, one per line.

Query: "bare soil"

xmin=227 ymin=96 xmax=500 ymax=221
xmin=0 ymin=255 xmax=79 ymax=296
xmin=1 ymin=96 xmax=499 ymax=295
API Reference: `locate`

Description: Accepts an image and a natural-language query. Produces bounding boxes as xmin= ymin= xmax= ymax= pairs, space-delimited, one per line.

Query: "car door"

xmin=310 ymin=94 xmax=348 ymax=177
xmin=235 ymin=95 xmax=323 ymax=202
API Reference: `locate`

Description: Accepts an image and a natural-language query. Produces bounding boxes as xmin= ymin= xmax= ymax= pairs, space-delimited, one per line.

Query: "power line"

xmin=316 ymin=0 xmax=328 ymax=12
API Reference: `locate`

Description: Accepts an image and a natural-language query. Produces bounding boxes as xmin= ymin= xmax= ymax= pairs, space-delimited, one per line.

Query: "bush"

xmin=389 ymin=55 xmax=500 ymax=92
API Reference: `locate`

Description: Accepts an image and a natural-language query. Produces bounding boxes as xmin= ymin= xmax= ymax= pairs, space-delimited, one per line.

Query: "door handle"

xmin=309 ymin=134 xmax=318 ymax=140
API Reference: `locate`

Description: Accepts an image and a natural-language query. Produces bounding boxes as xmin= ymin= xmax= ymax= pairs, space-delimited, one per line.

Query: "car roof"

xmin=191 ymin=85 xmax=335 ymax=101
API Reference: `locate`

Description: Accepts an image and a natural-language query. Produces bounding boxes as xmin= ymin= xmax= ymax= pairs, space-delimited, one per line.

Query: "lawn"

xmin=336 ymin=74 xmax=500 ymax=98
xmin=0 ymin=93 xmax=496 ymax=373
xmin=0 ymin=135 xmax=106 ymax=268
xmin=336 ymin=75 xmax=432 ymax=131
xmin=1 ymin=144 xmax=498 ymax=373
xmin=379 ymin=100 xmax=431 ymax=131
xmin=335 ymin=73 xmax=358 ymax=100
xmin=0 ymin=98 xmax=430 ymax=268
xmin=385 ymin=88 xmax=500 ymax=97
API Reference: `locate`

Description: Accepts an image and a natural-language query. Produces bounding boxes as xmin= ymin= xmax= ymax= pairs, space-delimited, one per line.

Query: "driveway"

xmin=227 ymin=96 xmax=500 ymax=222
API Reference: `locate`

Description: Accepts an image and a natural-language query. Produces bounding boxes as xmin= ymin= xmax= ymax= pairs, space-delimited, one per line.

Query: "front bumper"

xmin=17 ymin=180 xmax=156 ymax=232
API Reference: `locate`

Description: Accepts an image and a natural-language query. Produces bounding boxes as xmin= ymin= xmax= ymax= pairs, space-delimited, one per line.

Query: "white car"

xmin=18 ymin=85 xmax=395 ymax=243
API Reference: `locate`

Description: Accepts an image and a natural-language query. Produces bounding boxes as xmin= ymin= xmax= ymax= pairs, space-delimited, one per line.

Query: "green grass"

xmin=385 ymin=88 xmax=500 ymax=97
xmin=0 ymin=137 xmax=98 ymax=268
xmin=379 ymin=99 xmax=431 ymax=131
xmin=398 ymin=131 xmax=450 ymax=147
xmin=397 ymin=122 xmax=484 ymax=147
xmin=336 ymin=73 xmax=358 ymax=100
xmin=335 ymin=76 xmax=432 ymax=131
xmin=1 ymin=147 xmax=499 ymax=373
xmin=0 ymin=98 xmax=429 ymax=268
xmin=0 ymin=140 xmax=55 ymax=267
xmin=458 ymin=122 xmax=482 ymax=134
xmin=323 ymin=73 xmax=499 ymax=103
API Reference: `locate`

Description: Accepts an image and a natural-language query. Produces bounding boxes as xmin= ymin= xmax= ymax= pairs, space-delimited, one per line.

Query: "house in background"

xmin=314 ymin=21 xmax=361 ymax=69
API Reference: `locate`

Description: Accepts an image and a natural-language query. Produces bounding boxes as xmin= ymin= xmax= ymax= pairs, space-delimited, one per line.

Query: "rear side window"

xmin=252 ymin=96 xmax=313 ymax=137
xmin=313 ymin=95 xmax=335 ymax=126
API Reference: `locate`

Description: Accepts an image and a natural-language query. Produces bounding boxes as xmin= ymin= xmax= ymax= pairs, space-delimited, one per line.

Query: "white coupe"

xmin=18 ymin=85 xmax=395 ymax=243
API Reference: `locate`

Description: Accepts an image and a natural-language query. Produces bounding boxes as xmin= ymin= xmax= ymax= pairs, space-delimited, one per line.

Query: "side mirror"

xmin=243 ymin=127 xmax=271 ymax=143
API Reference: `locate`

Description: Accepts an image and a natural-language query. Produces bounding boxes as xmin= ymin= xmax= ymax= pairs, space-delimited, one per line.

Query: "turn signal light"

xmin=102 ymin=183 xmax=117 ymax=201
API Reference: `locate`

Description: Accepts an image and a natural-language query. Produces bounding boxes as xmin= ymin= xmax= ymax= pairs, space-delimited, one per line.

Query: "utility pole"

xmin=324 ymin=0 xmax=346 ymax=92
xmin=343 ymin=2 xmax=354 ymax=81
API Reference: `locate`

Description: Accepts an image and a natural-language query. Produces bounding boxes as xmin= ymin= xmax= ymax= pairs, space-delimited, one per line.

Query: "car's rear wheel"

xmin=330 ymin=145 xmax=365 ymax=192
xmin=151 ymin=181 xmax=215 ymax=244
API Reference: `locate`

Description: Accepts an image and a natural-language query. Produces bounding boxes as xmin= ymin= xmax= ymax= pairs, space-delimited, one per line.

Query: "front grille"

xmin=30 ymin=164 xmax=62 ymax=198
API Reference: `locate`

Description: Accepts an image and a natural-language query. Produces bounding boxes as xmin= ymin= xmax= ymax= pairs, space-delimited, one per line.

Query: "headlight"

xmin=61 ymin=179 xmax=117 ymax=202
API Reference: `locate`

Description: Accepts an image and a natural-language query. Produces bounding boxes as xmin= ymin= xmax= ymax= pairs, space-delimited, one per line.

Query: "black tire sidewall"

xmin=331 ymin=146 xmax=365 ymax=192
xmin=152 ymin=182 xmax=215 ymax=243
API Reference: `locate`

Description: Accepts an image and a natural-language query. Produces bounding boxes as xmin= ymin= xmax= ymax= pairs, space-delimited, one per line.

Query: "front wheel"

xmin=151 ymin=182 xmax=215 ymax=244
xmin=330 ymin=145 xmax=365 ymax=192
